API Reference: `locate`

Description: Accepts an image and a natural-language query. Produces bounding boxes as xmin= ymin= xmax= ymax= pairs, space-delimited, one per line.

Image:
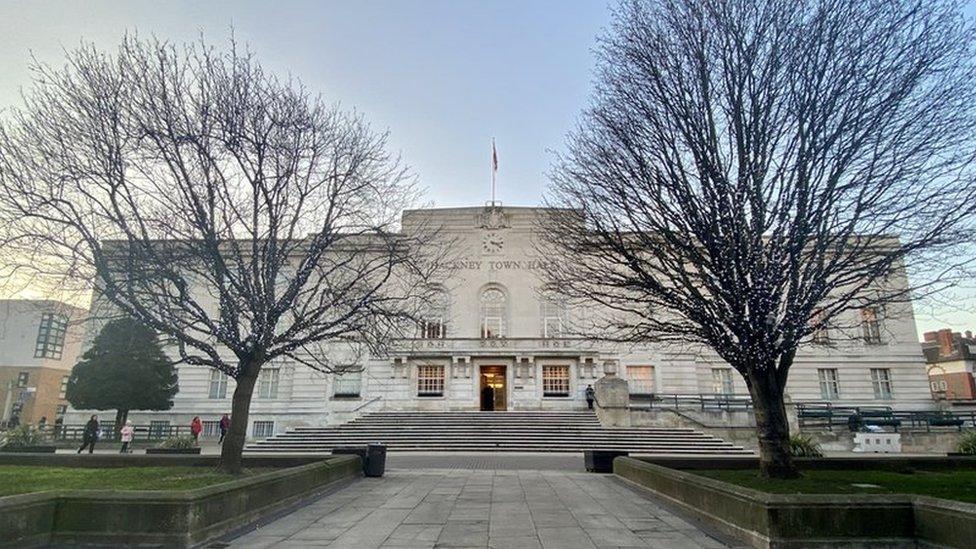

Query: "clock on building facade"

xmin=482 ymin=231 xmax=504 ymax=254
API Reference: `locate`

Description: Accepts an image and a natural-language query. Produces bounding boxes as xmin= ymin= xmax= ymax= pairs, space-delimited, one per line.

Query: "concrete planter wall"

xmin=613 ymin=456 xmax=976 ymax=548
xmin=0 ymin=455 xmax=361 ymax=548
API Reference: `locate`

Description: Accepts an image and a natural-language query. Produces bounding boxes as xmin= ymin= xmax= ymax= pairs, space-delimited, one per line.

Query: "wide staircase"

xmin=245 ymin=410 xmax=753 ymax=455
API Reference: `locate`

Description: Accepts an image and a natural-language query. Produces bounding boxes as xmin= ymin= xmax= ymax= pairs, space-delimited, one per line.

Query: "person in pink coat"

xmin=119 ymin=420 xmax=135 ymax=454
xmin=190 ymin=416 xmax=203 ymax=445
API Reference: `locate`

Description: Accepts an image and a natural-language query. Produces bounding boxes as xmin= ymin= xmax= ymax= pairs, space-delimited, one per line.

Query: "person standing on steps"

xmin=585 ymin=385 xmax=596 ymax=410
xmin=119 ymin=420 xmax=134 ymax=453
xmin=218 ymin=413 xmax=230 ymax=444
xmin=77 ymin=414 xmax=99 ymax=454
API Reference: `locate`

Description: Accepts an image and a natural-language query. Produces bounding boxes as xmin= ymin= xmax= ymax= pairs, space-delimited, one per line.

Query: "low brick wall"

xmin=614 ymin=457 xmax=976 ymax=548
xmin=0 ymin=455 xmax=361 ymax=548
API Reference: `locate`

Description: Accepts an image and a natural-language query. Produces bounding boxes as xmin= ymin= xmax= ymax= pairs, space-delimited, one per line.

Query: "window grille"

xmin=711 ymin=368 xmax=734 ymax=395
xmin=871 ymin=368 xmax=893 ymax=400
xmin=628 ymin=366 xmax=655 ymax=395
xmin=208 ymin=370 xmax=228 ymax=399
xmin=542 ymin=365 xmax=570 ymax=397
xmin=334 ymin=369 xmax=363 ymax=397
xmin=252 ymin=421 xmax=275 ymax=438
xmin=417 ymin=365 xmax=445 ymax=397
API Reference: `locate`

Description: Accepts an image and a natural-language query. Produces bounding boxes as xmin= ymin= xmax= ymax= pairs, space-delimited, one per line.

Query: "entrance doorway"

xmin=479 ymin=366 xmax=507 ymax=411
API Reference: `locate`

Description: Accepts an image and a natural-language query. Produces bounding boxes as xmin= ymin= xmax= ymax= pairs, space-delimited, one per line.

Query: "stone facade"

xmin=0 ymin=300 xmax=86 ymax=426
xmin=67 ymin=206 xmax=935 ymax=438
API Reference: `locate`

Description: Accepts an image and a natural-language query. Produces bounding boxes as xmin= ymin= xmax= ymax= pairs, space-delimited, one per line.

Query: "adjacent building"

xmin=0 ymin=299 xmax=87 ymax=426
xmin=923 ymin=328 xmax=976 ymax=401
xmin=66 ymin=206 xmax=936 ymax=439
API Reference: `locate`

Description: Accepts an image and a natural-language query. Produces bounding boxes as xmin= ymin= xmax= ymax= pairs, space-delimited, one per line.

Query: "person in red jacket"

xmin=190 ymin=416 xmax=203 ymax=445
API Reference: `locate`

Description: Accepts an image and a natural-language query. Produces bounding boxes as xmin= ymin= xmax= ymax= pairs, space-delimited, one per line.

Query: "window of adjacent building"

xmin=34 ymin=313 xmax=68 ymax=359
xmin=480 ymin=287 xmax=507 ymax=338
xmin=252 ymin=420 xmax=275 ymax=438
xmin=711 ymin=368 xmax=734 ymax=395
xmin=628 ymin=366 xmax=655 ymax=395
xmin=419 ymin=290 xmax=448 ymax=339
xmin=17 ymin=372 xmax=29 ymax=388
xmin=861 ymin=307 xmax=882 ymax=344
xmin=59 ymin=376 xmax=69 ymax=399
xmin=149 ymin=420 xmax=170 ymax=439
xmin=202 ymin=420 xmax=220 ymax=438
xmin=55 ymin=404 xmax=67 ymax=417
xmin=541 ymin=298 xmax=566 ymax=338
xmin=208 ymin=370 xmax=228 ymax=399
xmin=542 ymin=365 xmax=571 ymax=397
xmin=258 ymin=368 xmax=280 ymax=399
xmin=417 ymin=365 xmax=445 ymax=397
xmin=334 ymin=368 xmax=363 ymax=397
xmin=818 ymin=368 xmax=840 ymax=400
xmin=871 ymin=368 xmax=893 ymax=400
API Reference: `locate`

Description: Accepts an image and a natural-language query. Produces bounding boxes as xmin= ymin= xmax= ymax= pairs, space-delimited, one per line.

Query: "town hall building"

xmin=66 ymin=205 xmax=936 ymax=440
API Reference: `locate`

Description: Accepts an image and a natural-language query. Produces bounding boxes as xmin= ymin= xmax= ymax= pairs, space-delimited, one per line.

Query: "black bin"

xmin=365 ymin=443 xmax=387 ymax=477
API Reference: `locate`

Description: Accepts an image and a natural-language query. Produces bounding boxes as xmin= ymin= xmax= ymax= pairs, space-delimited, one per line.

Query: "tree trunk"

xmin=218 ymin=368 xmax=259 ymax=475
xmin=114 ymin=409 xmax=128 ymax=438
xmin=746 ymin=371 xmax=799 ymax=479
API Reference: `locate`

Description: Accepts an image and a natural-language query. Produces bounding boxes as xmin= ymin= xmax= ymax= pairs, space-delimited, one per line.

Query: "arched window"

xmin=480 ymin=287 xmax=507 ymax=338
xmin=419 ymin=288 xmax=449 ymax=339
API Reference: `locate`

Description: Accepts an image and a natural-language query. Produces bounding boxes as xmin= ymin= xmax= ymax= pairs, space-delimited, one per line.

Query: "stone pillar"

xmin=783 ymin=393 xmax=799 ymax=434
xmin=594 ymin=361 xmax=631 ymax=427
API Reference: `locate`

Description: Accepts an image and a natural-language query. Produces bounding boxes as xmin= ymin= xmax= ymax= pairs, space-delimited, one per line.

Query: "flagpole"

xmin=491 ymin=138 xmax=496 ymax=205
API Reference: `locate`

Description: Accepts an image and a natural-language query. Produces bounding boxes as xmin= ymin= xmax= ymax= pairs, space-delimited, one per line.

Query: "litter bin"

xmin=332 ymin=446 xmax=368 ymax=473
xmin=365 ymin=443 xmax=387 ymax=477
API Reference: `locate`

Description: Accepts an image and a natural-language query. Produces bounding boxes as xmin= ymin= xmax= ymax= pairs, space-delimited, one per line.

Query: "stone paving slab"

xmin=229 ymin=469 xmax=733 ymax=548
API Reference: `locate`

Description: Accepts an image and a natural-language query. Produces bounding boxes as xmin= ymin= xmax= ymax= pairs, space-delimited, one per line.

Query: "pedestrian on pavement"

xmin=190 ymin=416 xmax=203 ymax=445
xmin=218 ymin=413 xmax=230 ymax=444
xmin=38 ymin=416 xmax=47 ymax=431
xmin=53 ymin=416 xmax=64 ymax=440
xmin=77 ymin=414 xmax=99 ymax=454
xmin=119 ymin=420 xmax=134 ymax=453
xmin=585 ymin=385 xmax=596 ymax=410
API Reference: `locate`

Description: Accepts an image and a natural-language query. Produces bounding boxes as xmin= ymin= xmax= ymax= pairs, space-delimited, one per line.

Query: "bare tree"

xmin=0 ymin=36 xmax=447 ymax=473
xmin=540 ymin=0 xmax=976 ymax=478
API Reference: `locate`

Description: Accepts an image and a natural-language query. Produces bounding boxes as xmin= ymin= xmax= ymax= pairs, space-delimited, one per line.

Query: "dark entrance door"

xmin=479 ymin=365 xmax=507 ymax=411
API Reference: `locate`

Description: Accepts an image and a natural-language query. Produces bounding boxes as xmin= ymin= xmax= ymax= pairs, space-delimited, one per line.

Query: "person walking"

xmin=585 ymin=385 xmax=596 ymax=410
xmin=119 ymin=420 xmax=134 ymax=453
xmin=77 ymin=414 xmax=99 ymax=454
xmin=190 ymin=416 xmax=203 ymax=445
xmin=218 ymin=414 xmax=230 ymax=444
xmin=53 ymin=416 xmax=64 ymax=440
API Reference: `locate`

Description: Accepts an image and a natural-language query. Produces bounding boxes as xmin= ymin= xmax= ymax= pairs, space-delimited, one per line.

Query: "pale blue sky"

xmin=0 ymin=0 xmax=973 ymax=335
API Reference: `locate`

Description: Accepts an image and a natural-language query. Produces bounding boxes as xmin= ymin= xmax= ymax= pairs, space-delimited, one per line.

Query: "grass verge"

xmin=0 ymin=465 xmax=255 ymax=496
xmin=697 ymin=469 xmax=976 ymax=504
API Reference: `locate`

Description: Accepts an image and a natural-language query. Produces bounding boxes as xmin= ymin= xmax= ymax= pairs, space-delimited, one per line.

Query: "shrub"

xmin=0 ymin=425 xmax=48 ymax=448
xmin=789 ymin=434 xmax=824 ymax=458
xmin=955 ymin=432 xmax=976 ymax=455
xmin=158 ymin=435 xmax=197 ymax=449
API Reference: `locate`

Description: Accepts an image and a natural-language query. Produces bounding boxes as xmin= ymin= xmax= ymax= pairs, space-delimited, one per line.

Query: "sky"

xmin=0 ymin=0 xmax=973 ymax=336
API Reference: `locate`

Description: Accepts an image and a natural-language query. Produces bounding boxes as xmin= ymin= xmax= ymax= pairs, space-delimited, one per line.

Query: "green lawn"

xmin=0 ymin=466 xmax=252 ymax=497
xmin=697 ymin=469 xmax=976 ymax=504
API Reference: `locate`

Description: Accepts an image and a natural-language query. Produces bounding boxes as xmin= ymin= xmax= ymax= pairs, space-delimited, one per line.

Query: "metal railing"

xmin=629 ymin=392 xmax=754 ymax=412
xmin=796 ymin=403 xmax=976 ymax=432
xmin=0 ymin=423 xmax=195 ymax=442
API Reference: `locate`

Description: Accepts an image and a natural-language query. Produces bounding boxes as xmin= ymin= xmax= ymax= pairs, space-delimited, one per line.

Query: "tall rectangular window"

xmin=419 ymin=317 xmax=446 ymax=339
xmin=208 ymin=370 xmax=228 ymax=399
xmin=417 ymin=365 xmax=445 ymax=397
xmin=334 ymin=369 xmax=363 ymax=397
xmin=59 ymin=376 xmax=69 ymax=398
xmin=541 ymin=299 xmax=566 ymax=338
xmin=542 ymin=365 xmax=570 ymax=397
xmin=711 ymin=368 xmax=733 ymax=395
xmin=818 ymin=368 xmax=840 ymax=400
xmin=17 ymin=372 xmax=29 ymax=388
xmin=811 ymin=309 xmax=830 ymax=344
xmin=628 ymin=366 xmax=655 ymax=395
xmin=258 ymin=368 xmax=280 ymax=399
xmin=252 ymin=421 xmax=275 ymax=438
xmin=871 ymin=368 xmax=893 ymax=400
xmin=861 ymin=307 xmax=882 ymax=344
xmin=34 ymin=313 xmax=68 ymax=359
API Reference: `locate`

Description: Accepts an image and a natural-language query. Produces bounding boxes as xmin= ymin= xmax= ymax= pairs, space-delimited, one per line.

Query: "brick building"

xmin=922 ymin=328 xmax=976 ymax=401
xmin=0 ymin=300 xmax=87 ymax=426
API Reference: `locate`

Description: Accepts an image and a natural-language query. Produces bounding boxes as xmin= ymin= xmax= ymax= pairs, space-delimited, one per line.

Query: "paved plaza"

xmin=229 ymin=468 xmax=732 ymax=548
